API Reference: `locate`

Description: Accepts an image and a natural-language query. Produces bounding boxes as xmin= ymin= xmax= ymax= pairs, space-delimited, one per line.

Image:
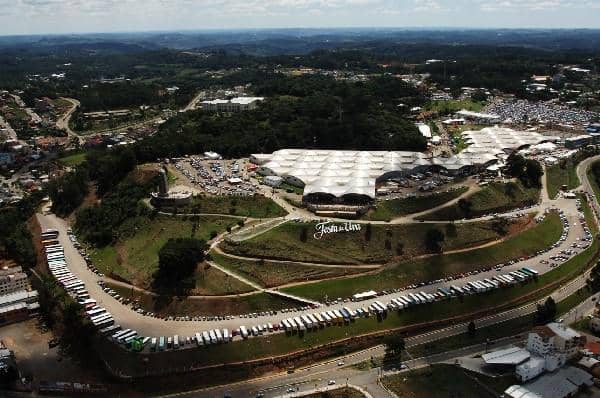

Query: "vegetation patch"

xmin=210 ymin=251 xmax=370 ymax=288
xmin=546 ymin=159 xmax=581 ymax=199
xmin=419 ymin=181 xmax=539 ymax=221
xmin=301 ymin=387 xmax=365 ymax=398
xmin=382 ymin=364 xmax=514 ymax=398
xmin=220 ymin=219 xmax=512 ymax=264
xmin=58 ymin=151 xmax=87 ymax=167
xmin=90 ymin=215 xmax=236 ymax=291
xmin=362 ymin=187 xmax=468 ymax=221
xmin=282 ymin=213 xmax=562 ymax=300
xmin=107 ymin=283 xmax=293 ymax=316
xmin=159 ymin=194 xmax=287 ymax=218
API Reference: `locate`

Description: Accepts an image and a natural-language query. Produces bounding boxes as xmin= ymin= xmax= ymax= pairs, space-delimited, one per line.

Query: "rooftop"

xmin=546 ymin=322 xmax=581 ymax=340
xmin=252 ymin=127 xmax=556 ymax=199
xmin=482 ymin=346 xmax=531 ymax=365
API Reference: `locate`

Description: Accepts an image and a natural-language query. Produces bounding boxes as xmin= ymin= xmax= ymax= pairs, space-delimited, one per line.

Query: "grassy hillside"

xmin=419 ymin=181 xmax=539 ymax=221
xmin=363 ymin=187 xmax=468 ymax=221
xmin=90 ymin=215 xmax=239 ymax=292
xmin=282 ymin=213 xmax=562 ymax=300
xmin=220 ymin=219 xmax=509 ymax=264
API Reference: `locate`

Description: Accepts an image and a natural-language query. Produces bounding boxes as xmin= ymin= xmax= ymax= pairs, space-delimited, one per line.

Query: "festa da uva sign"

xmin=313 ymin=220 xmax=362 ymax=240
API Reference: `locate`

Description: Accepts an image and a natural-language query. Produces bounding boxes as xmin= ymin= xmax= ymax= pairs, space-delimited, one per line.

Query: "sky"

xmin=0 ymin=0 xmax=599 ymax=35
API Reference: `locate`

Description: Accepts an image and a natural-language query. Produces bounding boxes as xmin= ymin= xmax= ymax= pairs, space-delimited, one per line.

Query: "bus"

xmin=41 ymin=239 xmax=59 ymax=246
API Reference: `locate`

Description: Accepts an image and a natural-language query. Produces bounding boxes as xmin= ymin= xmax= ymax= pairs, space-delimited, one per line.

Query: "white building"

xmin=0 ymin=268 xmax=29 ymax=295
xmin=250 ymin=127 xmax=557 ymax=201
xmin=516 ymin=356 xmax=546 ymax=382
xmin=200 ymin=97 xmax=264 ymax=112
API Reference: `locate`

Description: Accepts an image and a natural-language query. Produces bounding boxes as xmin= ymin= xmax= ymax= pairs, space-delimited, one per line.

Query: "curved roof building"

xmin=251 ymin=127 xmax=558 ymax=200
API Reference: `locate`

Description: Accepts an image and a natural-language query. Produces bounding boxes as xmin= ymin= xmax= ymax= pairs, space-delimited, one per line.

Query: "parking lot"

xmin=484 ymin=98 xmax=599 ymax=127
xmin=172 ymin=156 xmax=258 ymax=196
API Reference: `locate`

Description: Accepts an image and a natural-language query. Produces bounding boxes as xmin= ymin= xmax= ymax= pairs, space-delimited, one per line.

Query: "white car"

xmin=328 ymin=380 xmax=336 ymax=385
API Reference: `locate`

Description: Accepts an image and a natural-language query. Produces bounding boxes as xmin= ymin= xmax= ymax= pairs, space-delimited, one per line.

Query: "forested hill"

xmin=134 ymin=75 xmax=426 ymax=160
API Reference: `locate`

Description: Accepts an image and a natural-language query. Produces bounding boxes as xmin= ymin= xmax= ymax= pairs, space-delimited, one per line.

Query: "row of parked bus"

xmin=41 ymin=229 xmax=116 ymax=331
xmin=385 ymin=268 xmax=539 ymax=310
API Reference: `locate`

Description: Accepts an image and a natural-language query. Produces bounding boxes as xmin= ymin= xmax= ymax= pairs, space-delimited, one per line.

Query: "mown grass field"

xmin=362 ymin=188 xmax=468 ymax=221
xmin=547 ymin=160 xmax=581 ymax=199
xmin=382 ymin=364 xmax=514 ymax=398
xmin=161 ymin=195 xmax=287 ymax=218
xmin=282 ymin=213 xmax=562 ymax=300
xmin=58 ymin=152 xmax=87 ymax=166
xmin=419 ymin=181 xmax=540 ymax=221
xmin=210 ymin=251 xmax=369 ymax=288
xmin=425 ymin=99 xmax=485 ymax=113
xmin=220 ymin=219 xmax=515 ymax=265
xmin=90 ymin=215 xmax=237 ymax=291
xmin=107 ymin=283 xmax=294 ymax=316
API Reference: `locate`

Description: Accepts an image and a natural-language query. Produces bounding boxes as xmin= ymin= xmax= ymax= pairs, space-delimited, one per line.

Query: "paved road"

xmin=35 ymin=190 xmax=587 ymax=338
xmin=55 ymin=97 xmax=83 ymax=145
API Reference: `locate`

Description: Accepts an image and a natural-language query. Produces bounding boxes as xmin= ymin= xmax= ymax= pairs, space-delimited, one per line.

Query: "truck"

xmin=151 ymin=337 xmax=158 ymax=351
xmin=173 ymin=335 xmax=180 ymax=349
xmin=159 ymin=336 xmax=165 ymax=351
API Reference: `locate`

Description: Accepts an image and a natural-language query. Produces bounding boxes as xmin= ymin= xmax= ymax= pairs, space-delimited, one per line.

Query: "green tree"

xmin=156 ymin=238 xmax=207 ymax=285
xmin=365 ymin=223 xmax=372 ymax=241
xmin=458 ymin=198 xmax=473 ymax=218
xmin=468 ymin=320 xmax=476 ymax=338
xmin=383 ymin=334 xmax=406 ymax=362
xmin=535 ymin=297 xmax=557 ymax=324
xmin=424 ymin=228 xmax=445 ymax=253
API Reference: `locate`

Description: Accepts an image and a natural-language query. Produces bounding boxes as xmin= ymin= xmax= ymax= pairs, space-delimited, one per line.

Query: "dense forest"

xmin=0 ymin=192 xmax=44 ymax=269
xmin=135 ymin=75 xmax=426 ymax=160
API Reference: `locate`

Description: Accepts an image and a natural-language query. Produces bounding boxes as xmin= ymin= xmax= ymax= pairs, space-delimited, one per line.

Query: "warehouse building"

xmin=251 ymin=127 xmax=558 ymax=204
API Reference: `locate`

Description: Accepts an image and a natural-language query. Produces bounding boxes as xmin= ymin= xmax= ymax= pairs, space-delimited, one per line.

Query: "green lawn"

xmin=282 ymin=213 xmax=562 ymax=300
xmin=90 ymin=215 xmax=236 ymax=290
xmin=58 ymin=152 xmax=87 ymax=166
xmin=362 ymin=188 xmax=468 ymax=221
xmin=587 ymin=161 xmax=600 ymax=202
xmin=107 ymin=283 xmax=295 ymax=316
xmin=382 ymin=364 xmax=514 ymax=398
xmin=425 ymin=100 xmax=485 ymax=113
xmin=419 ymin=181 xmax=540 ymax=221
xmin=220 ymin=219 xmax=509 ymax=265
xmin=160 ymin=195 xmax=287 ymax=218
xmin=546 ymin=160 xmax=581 ymax=199
xmin=210 ymin=251 xmax=369 ymax=288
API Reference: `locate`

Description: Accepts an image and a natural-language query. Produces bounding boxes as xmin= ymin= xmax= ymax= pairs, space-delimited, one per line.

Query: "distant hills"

xmin=0 ymin=28 xmax=600 ymax=55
